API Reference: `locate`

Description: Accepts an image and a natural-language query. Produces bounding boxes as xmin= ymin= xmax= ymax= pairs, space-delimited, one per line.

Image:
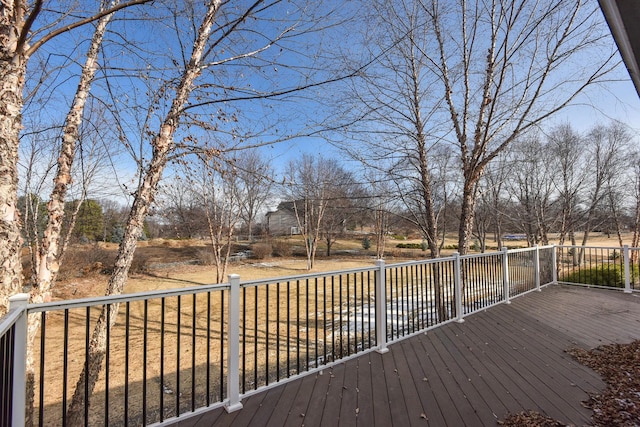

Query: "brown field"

xmin=48 ymin=231 xmax=631 ymax=301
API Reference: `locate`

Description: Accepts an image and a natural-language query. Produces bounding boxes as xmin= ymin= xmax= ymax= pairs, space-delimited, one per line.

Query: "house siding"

xmin=266 ymin=210 xmax=300 ymax=236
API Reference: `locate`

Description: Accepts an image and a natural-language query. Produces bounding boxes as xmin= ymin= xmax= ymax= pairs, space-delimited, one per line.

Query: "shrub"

xmin=420 ymin=240 xmax=428 ymax=251
xmin=251 ymin=243 xmax=272 ymax=259
xmin=110 ymin=224 xmax=125 ymax=243
xmin=564 ymin=264 xmax=637 ymax=288
xmin=362 ymin=237 xmax=371 ymax=250
xmin=57 ymin=245 xmax=115 ymax=280
xmin=271 ymin=240 xmax=291 ymax=257
xmin=129 ymin=253 xmax=150 ymax=274
xmin=196 ymin=249 xmax=216 ymax=266
xmin=396 ymin=243 xmax=423 ymax=249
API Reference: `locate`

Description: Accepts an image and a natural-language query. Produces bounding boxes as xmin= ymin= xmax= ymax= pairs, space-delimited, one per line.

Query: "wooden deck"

xmin=170 ymin=285 xmax=640 ymax=426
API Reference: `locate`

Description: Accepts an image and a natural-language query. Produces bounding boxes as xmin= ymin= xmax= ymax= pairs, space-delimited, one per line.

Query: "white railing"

xmin=1 ymin=244 xmax=635 ymax=426
xmin=0 ymin=294 xmax=28 ymax=427
xmin=556 ymin=245 xmax=636 ymax=292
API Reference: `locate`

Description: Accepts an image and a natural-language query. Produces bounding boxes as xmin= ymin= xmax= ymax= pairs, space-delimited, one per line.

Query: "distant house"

xmin=265 ymin=201 xmax=302 ymax=236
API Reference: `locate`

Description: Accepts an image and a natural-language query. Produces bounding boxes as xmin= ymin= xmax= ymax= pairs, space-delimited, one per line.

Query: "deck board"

xmin=172 ymin=286 xmax=640 ymax=427
xmin=338 ymin=358 xmax=358 ymax=426
xmin=284 ymin=372 xmax=317 ymax=426
xmin=260 ymin=377 xmax=301 ymax=426
xmin=422 ymin=329 xmax=485 ymax=425
xmin=354 ymin=354 xmax=374 ymax=427
xmin=297 ymin=369 xmax=330 ymax=427
xmin=382 ymin=341 xmax=412 ymax=426
xmin=392 ymin=340 xmax=428 ymax=426
xmin=368 ymin=350 xmax=393 ymax=426
xmin=401 ymin=338 xmax=448 ymax=427
xmin=459 ymin=309 xmax=592 ymax=424
xmin=318 ymin=363 xmax=344 ymax=426
xmin=435 ymin=325 xmax=510 ymax=420
xmin=243 ymin=385 xmax=284 ymax=427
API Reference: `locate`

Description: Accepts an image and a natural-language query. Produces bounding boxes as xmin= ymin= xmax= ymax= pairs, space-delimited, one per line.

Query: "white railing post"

xmin=502 ymin=247 xmax=511 ymax=304
xmin=453 ymin=252 xmax=464 ymax=322
xmin=375 ymin=259 xmax=388 ymax=354
xmin=623 ymin=245 xmax=632 ymax=294
xmin=552 ymin=245 xmax=558 ymax=285
xmin=9 ymin=293 xmax=29 ymax=427
xmin=534 ymin=245 xmax=541 ymax=292
xmin=225 ymin=275 xmax=243 ymax=412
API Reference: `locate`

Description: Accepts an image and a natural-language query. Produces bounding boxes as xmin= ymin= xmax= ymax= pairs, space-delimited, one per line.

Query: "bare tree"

xmin=482 ymin=153 xmax=512 ymax=249
xmin=338 ymin=0 xmax=447 ymax=259
xmin=0 ymin=0 xmax=152 ymax=315
xmin=234 ymin=149 xmax=274 ymax=241
xmin=630 ymin=152 xmax=640 ymax=255
xmin=65 ymin=1 xmax=357 ymax=420
xmin=191 ymin=154 xmax=243 ymax=283
xmin=575 ymin=122 xmax=630 ymax=262
xmin=508 ymin=132 xmax=557 ymax=246
xmin=366 ymin=171 xmax=396 ymax=259
xmin=547 ymin=124 xmax=586 ymax=247
xmin=604 ymin=146 xmax=629 ymax=247
xmin=423 ymin=0 xmax=618 ymax=254
xmin=158 ymin=179 xmax=205 ymax=239
xmin=321 ymin=171 xmax=365 ymax=257
xmin=18 ymin=127 xmax=59 ymax=283
xmin=284 ymin=154 xmax=356 ymax=269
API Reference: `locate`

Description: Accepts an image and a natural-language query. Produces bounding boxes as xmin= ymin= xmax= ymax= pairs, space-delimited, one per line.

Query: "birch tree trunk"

xmin=0 ymin=0 xmax=28 ymax=317
xmin=1 ymin=0 xmax=153 ymax=318
xmin=21 ymin=7 xmax=115 ymax=424
xmin=66 ymin=2 xmax=222 ymax=423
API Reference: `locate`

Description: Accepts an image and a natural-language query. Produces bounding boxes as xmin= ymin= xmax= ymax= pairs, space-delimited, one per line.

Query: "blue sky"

xmin=18 ymin=0 xmax=640 ymax=208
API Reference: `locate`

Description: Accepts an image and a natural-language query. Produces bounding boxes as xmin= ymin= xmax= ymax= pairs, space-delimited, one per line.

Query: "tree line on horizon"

xmin=20 ymin=119 xmax=638 ymax=262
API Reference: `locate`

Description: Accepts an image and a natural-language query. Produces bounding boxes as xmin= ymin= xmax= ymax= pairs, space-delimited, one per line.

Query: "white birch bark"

xmin=0 ymin=0 xmax=28 ymax=317
xmin=22 ymin=5 xmax=116 ymax=424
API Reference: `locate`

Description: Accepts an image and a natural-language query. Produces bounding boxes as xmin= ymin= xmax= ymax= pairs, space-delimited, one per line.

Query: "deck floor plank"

xmin=368 ymin=349 xmax=393 ymax=426
xmin=260 ymin=377 xmax=302 ymax=426
xmin=168 ymin=286 xmax=640 ymax=427
xmin=407 ymin=334 xmax=463 ymax=427
xmin=427 ymin=326 xmax=497 ymax=426
xmin=435 ymin=324 xmax=512 ymax=420
xmin=317 ymin=362 xmax=347 ymax=426
xmin=338 ymin=357 xmax=359 ymax=426
xmin=479 ymin=306 xmax=602 ymax=392
xmin=459 ymin=307 xmax=593 ymax=425
xmin=241 ymin=385 xmax=285 ymax=427
xmin=381 ymin=337 xmax=413 ymax=426
xmin=296 ymin=369 xmax=332 ymax=427
xmin=444 ymin=320 xmax=539 ymax=417
xmin=283 ymin=372 xmax=318 ymax=426
xmin=390 ymin=339 xmax=427 ymax=426
xmin=400 ymin=336 xmax=447 ymax=427
xmin=416 ymin=330 xmax=483 ymax=426
xmin=354 ymin=353 xmax=375 ymax=427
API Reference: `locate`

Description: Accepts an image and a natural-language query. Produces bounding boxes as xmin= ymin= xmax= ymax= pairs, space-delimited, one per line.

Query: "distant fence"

xmin=3 ymin=244 xmax=636 ymax=426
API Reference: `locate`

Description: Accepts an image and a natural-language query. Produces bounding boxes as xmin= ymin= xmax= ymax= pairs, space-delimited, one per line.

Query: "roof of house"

xmin=265 ymin=200 xmax=304 ymax=217
xmin=599 ymin=0 xmax=640 ymax=97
